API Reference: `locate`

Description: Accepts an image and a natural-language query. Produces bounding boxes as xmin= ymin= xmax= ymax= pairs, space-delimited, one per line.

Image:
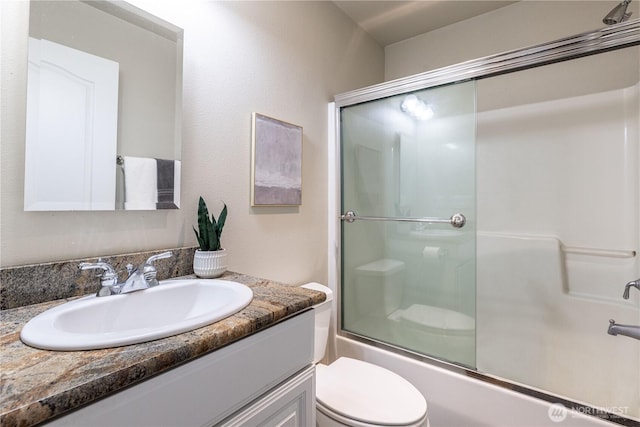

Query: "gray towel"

xmin=156 ymin=158 xmax=177 ymax=209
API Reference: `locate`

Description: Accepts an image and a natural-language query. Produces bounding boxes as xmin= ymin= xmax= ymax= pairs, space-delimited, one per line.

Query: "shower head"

xmin=603 ymin=0 xmax=632 ymax=25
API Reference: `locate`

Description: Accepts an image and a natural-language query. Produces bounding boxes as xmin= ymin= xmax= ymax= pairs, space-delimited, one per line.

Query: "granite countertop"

xmin=0 ymin=272 xmax=325 ymax=427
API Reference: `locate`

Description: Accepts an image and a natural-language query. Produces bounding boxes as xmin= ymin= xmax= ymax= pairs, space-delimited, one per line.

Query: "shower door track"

xmin=334 ymin=19 xmax=639 ymax=108
xmin=332 ymin=19 xmax=640 ymax=427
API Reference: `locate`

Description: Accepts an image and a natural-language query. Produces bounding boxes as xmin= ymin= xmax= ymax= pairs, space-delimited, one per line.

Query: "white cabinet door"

xmin=25 ymin=38 xmax=119 ymax=211
xmin=220 ymin=366 xmax=315 ymax=427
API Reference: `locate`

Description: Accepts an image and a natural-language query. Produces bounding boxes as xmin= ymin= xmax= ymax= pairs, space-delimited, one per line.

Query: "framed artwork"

xmin=251 ymin=113 xmax=303 ymax=206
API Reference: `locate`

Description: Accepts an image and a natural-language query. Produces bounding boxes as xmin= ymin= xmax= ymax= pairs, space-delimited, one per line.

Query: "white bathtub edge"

xmin=336 ymin=336 xmax=621 ymax=427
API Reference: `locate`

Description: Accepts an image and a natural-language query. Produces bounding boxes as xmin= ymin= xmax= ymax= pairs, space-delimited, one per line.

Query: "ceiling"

xmin=333 ymin=1 xmax=518 ymax=46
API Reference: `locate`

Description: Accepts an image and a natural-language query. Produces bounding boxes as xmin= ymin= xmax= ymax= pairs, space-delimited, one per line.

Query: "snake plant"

xmin=193 ymin=197 xmax=227 ymax=251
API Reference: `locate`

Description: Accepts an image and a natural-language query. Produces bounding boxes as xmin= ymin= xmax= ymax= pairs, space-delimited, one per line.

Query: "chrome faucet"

xmin=79 ymin=251 xmax=173 ymax=297
xmin=608 ymin=319 xmax=640 ymax=341
xmin=606 ymin=278 xmax=640 ymax=341
xmin=623 ymin=279 xmax=640 ymax=299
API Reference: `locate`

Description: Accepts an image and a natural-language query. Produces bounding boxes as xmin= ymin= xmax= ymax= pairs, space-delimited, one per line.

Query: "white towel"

xmin=123 ymin=156 xmax=157 ymax=210
xmin=174 ymin=160 xmax=181 ymax=208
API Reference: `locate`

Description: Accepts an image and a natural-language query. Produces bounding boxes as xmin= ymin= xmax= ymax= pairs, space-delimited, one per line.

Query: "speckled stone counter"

xmin=0 ymin=272 xmax=325 ymax=427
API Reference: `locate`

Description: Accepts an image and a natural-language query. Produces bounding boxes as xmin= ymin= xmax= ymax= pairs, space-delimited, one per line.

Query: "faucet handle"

xmin=78 ymin=259 xmax=119 ymax=291
xmin=146 ymin=251 xmax=173 ymax=265
xmin=79 ymin=260 xmax=117 ymax=277
xmin=141 ymin=251 xmax=173 ymax=287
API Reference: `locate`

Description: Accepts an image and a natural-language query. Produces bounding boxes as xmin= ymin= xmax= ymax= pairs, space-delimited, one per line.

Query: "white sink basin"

xmin=20 ymin=279 xmax=253 ymax=351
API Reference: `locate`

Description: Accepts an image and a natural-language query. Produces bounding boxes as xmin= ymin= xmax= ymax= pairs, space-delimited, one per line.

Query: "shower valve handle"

xmin=623 ymin=279 xmax=640 ymax=299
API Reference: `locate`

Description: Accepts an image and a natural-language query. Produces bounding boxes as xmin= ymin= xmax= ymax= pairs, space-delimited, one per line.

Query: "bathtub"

xmin=335 ymin=335 xmax=621 ymax=427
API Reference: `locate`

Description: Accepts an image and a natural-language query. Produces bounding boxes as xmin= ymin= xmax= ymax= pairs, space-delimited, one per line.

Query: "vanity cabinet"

xmin=46 ymin=310 xmax=315 ymax=427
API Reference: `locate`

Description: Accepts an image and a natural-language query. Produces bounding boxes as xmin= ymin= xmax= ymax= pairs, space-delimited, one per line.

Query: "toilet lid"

xmin=316 ymin=357 xmax=427 ymax=426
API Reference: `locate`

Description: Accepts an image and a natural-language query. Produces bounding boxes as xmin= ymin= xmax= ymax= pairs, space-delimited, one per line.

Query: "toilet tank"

xmin=301 ymin=282 xmax=333 ymax=363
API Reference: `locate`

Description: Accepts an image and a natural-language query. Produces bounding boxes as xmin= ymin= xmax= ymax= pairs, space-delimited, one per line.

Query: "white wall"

xmin=0 ymin=1 xmax=384 ymax=288
xmin=475 ymin=51 xmax=640 ymax=418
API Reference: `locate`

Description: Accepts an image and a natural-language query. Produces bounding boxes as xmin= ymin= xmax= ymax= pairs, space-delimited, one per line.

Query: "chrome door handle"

xmin=340 ymin=211 xmax=466 ymax=228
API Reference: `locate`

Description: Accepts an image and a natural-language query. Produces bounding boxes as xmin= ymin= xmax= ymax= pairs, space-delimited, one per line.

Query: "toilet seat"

xmin=390 ymin=304 xmax=475 ymax=335
xmin=316 ymin=357 xmax=428 ymax=426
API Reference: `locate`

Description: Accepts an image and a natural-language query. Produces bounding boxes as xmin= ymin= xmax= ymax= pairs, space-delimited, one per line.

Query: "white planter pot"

xmin=193 ymin=249 xmax=228 ymax=278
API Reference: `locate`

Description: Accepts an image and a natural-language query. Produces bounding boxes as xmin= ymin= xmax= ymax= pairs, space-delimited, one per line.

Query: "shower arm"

xmin=340 ymin=211 xmax=466 ymax=229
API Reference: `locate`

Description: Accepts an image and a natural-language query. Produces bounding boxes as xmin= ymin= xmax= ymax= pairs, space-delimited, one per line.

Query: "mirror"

xmin=25 ymin=0 xmax=183 ymax=211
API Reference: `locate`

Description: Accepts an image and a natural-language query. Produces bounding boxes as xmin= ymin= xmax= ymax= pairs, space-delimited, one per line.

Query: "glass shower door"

xmin=340 ymin=81 xmax=477 ymax=367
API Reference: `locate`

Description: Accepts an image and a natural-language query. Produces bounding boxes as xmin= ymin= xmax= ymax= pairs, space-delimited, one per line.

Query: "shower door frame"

xmin=330 ymin=19 xmax=640 ymax=426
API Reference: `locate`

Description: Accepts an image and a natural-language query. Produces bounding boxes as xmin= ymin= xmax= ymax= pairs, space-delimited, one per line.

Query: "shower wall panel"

xmin=475 ymin=46 xmax=640 ymax=417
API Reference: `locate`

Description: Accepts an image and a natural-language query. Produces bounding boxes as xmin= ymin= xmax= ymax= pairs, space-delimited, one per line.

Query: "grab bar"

xmin=561 ymin=245 xmax=636 ymax=259
xmin=477 ymin=231 xmax=636 ymax=259
xmin=340 ymin=211 xmax=466 ymax=229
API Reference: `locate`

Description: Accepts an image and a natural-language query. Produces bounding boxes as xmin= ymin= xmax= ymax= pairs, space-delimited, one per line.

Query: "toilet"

xmin=302 ymin=282 xmax=429 ymax=427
